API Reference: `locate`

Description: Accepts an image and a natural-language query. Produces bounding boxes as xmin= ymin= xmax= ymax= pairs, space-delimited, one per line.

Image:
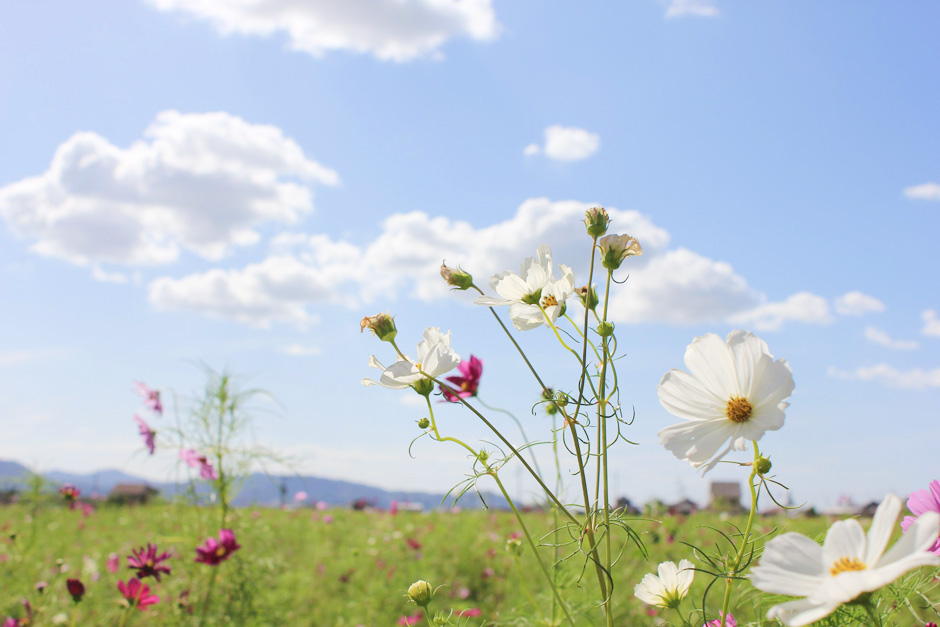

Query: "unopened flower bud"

xmin=542 ymin=388 xmax=558 ymax=415
xmin=407 ymin=580 xmax=434 ymax=608
xmin=417 ymin=417 xmax=430 ymax=430
xmin=412 ymin=378 xmax=434 ymax=397
xmin=506 ymin=537 xmax=523 ymax=556
xmin=584 ymin=207 xmax=610 ymax=238
xmin=755 ymin=456 xmax=772 ymax=475
xmin=554 ymin=391 xmax=568 ymax=407
xmin=576 ymin=285 xmax=598 ymax=311
xmin=598 ymin=233 xmax=642 ymax=271
xmin=360 ymin=312 xmax=397 ymax=342
xmin=440 ymin=261 xmax=473 ymax=291
xmin=597 ymin=321 xmax=614 ymax=337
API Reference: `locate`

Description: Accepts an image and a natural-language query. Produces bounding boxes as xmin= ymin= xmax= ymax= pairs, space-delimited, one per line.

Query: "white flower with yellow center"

xmin=475 ymin=244 xmax=575 ymax=331
xmin=634 ymin=559 xmax=695 ymax=609
xmin=362 ymin=327 xmax=460 ymax=390
xmin=750 ymin=493 xmax=940 ymax=626
xmin=657 ymin=330 xmax=794 ymax=474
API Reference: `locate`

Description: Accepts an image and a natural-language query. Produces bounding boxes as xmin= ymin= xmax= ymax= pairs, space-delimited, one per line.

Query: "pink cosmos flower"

xmin=59 ymin=484 xmax=80 ymax=502
xmin=457 ymin=608 xmax=482 ymax=617
xmin=902 ymin=480 xmax=940 ymax=555
xmin=134 ymin=415 xmax=156 ymax=455
xmin=195 ymin=529 xmax=241 ymax=566
xmin=134 ymin=381 xmax=163 ymax=415
xmin=118 ymin=578 xmax=160 ymax=610
xmin=107 ymin=553 xmax=120 ymax=573
xmin=294 ymin=491 xmax=308 ymax=503
xmin=2 ymin=600 xmax=32 ymax=627
xmin=127 ymin=543 xmax=172 ymax=581
xmin=705 ymin=613 xmax=737 ymax=627
xmin=179 ymin=449 xmax=219 ymax=480
xmin=397 ymin=613 xmax=422 ymax=626
xmin=441 ymin=355 xmax=483 ymax=402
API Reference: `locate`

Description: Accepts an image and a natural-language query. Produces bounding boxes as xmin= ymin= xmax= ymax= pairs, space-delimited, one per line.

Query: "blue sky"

xmin=0 ymin=0 xmax=937 ymax=508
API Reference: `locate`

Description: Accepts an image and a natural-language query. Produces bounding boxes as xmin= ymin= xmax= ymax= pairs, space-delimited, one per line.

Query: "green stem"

xmin=718 ymin=442 xmax=761 ymax=627
xmin=861 ymin=598 xmax=884 ymax=627
xmin=596 ymin=269 xmax=614 ymax=627
xmin=423 ymin=605 xmax=435 ymax=627
xmin=198 ymin=567 xmax=220 ymax=627
xmin=476 ymin=396 xmax=543 ymax=480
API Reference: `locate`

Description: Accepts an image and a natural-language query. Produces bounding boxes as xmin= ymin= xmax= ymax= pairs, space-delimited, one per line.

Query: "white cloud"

xmin=729 ymin=292 xmax=833 ymax=331
xmin=278 ymin=344 xmax=322 ymax=356
xmin=828 ymin=364 xmax=940 ymax=390
xmin=528 ymin=125 xmax=600 ymax=162
xmin=903 ymin=182 xmax=940 ymax=202
xmin=833 ymin=291 xmax=885 ymax=316
xmin=864 ymin=326 xmax=918 ymax=351
xmin=665 ymin=0 xmax=720 ymax=19
xmin=0 ymin=348 xmax=67 ymax=367
xmin=146 ymin=0 xmax=499 ymax=62
xmin=923 ymin=310 xmax=940 ymax=338
xmin=0 ymin=111 xmax=338 ymax=270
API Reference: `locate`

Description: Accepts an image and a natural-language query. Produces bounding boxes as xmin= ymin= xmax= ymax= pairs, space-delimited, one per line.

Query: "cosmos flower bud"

xmin=754 ymin=456 xmax=772 ymax=475
xmin=417 ymin=417 xmax=430 ymax=429
xmin=505 ymin=537 xmax=523 ymax=556
xmin=576 ymin=284 xmax=598 ymax=311
xmin=66 ymin=578 xmax=85 ymax=603
xmin=584 ymin=207 xmax=610 ymax=238
xmin=412 ymin=378 xmax=434 ymax=397
xmin=407 ymin=580 xmax=434 ymax=608
xmin=542 ymin=388 xmax=558 ymax=415
xmin=597 ymin=321 xmax=614 ymax=337
xmin=360 ymin=313 xmax=397 ymax=342
xmin=440 ymin=261 xmax=473 ymax=291
xmin=598 ymin=233 xmax=642 ymax=271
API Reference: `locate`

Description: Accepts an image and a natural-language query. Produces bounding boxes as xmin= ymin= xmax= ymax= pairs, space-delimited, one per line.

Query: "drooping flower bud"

xmin=360 ymin=313 xmax=397 ymax=342
xmin=440 ymin=261 xmax=473 ymax=291
xmin=407 ymin=580 xmax=434 ymax=608
xmin=598 ymin=233 xmax=642 ymax=271
xmin=576 ymin=284 xmax=598 ymax=311
xmin=584 ymin=207 xmax=610 ymax=238
xmin=542 ymin=388 xmax=558 ymax=415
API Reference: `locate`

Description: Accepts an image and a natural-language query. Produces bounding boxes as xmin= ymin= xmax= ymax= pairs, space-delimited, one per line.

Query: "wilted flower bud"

xmin=598 ymin=234 xmax=642 ymax=271
xmin=360 ymin=312 xmax=397 ymax=342
xmin=584 ymin=207 xmax=610 ymax=238
xmin=576 ymin=285 xmax=598 ymax=311
xmin=597 ymin=321 xmax=614 ymax=337
xmin=440 ymin=261 xmax=473 ymax=291
xmin=755 ymin=456 xmax=772 ymax=475
xmin=417 ymin=417 xmax=430 ymax=430
xmin=412 ymin=378 xmax=434 ymax=397
xmin=407 ymin=580 xmax=434 ymax=608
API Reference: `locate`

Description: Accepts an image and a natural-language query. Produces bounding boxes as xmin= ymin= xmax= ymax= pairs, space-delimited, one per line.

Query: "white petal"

xmin=634 ymin=573 xmax=665 ymax=606
xmin=489 ymin=271 xmax=529 ymax=301
xmin=767 ymin=597 xmax=838 ymax=627
xmin=657 ymin=370 xmax=726 ymax=422
xmin=658 ymin=419 xmax=734 ymax=468
xmin=676 ymin=559 xmax=695 ymax=595
xmin=383 ymin=360 xmax=421 ymax=387
xmin=749 ymin=357 xmax=795 ymax=414
xmin=475 ymin=294 xmax=514 ymax=307
xmin=657 ymin=561 xmax=679 ymax=592
xmin=684 ymin=333 xmax=740 ymax=398
xmin=508 ymin=302 xmax=545 ymax=331
xmin=863 ymin=494 xmax=901 ymax=565
xmin=822 ymin=520 xmax=866 ymax=567
xmin=750 ymin=533 xmax=825 ymax=596
xmin=878 ymin=510 xmax=940 ymax=567
xmin=728 ymin=331 xmax=767 ymax=397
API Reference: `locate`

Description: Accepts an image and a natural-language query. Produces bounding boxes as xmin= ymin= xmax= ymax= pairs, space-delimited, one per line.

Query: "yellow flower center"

xmin=541 ymin=294 xmax=559 ymax=308
xmin=146 ymin=559 xmax=154 ymax=568
xmin=216 ymin=546 xmax=227 ymax=557
xmin=725 ymin=396 xmax=753 ymax=423
xmin=830 ymin=556 xmax=867 ymax=576
xmin=415 ymin=362 xmax=422 ymax=371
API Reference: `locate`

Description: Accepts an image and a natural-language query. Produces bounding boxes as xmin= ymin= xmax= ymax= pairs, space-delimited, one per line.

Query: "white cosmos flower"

xmin=362 ymin=327 xmax=460 ymax=390
xmin=657 ymin=330 xmax=794 ymax=474
xmin=475 ymin=244 xmax=575 ymax=331
xmin=634 ymin=559 xmax=695 ymax=609
xmin=751 ymin=494 xmax=940 ymax=627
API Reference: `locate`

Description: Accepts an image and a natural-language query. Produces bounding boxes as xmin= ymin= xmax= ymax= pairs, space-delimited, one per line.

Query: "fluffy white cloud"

xmin=833 ymin=291 xmax=886 ymax=316
xmin=665 ymin=0 xmax=720 ymax=19
xmin=526 ymin=126 xmax=600 ymax=162
xmin=828 ymin=364 xmax=940 ymax=390
xmin=923 ymin=310 xmax=940 ymax=338
xmin=729 ymin=292 xmax=833 ymax=331
xmin=0 ymin=111 xmax=338 ymax=270
xmin=864 ymin=326 xmax=919 ymax=351
xmin=278 ymin=344 xmax=322 ymax=356
xmin=903 ymin=182 xmax=940 ymax=202
xmin=146 ymin=0 xmax=498 ymax=62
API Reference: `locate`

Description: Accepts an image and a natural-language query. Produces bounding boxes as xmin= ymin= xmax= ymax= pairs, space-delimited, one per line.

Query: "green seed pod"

xmin=755 ymin=456 xmax=772 ymax=475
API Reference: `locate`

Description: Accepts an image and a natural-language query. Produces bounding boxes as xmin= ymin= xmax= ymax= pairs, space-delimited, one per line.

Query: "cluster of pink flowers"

xmin=132 ymin=382 xmax=162 ymax=455
xmin=180 ymin=449 xmax=219 ymax=480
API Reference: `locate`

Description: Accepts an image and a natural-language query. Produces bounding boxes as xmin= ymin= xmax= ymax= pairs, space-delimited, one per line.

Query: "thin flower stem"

xmin=596 ymin=269 xmax=614 ymax=627
xmin=489 ymin=469 xmax=576 ymax=627
xmin=718 ymin=442 xmax=761 ymax=627
xmin=563 ymin=313 xmax=603 ymax=363
xmin=476 ymin=396 xmax=543 ymax=479
xmin=198 ymin=567 xmax=220 ymax=627
xmin=423 ymin=606 xmax=435 ymax=627
xmin=423 ymin=397 xmax=478 ymax=459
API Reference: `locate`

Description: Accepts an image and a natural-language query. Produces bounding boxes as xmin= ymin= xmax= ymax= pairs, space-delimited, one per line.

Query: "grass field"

xmin=1 ymin=499 xmax=937 ymax=626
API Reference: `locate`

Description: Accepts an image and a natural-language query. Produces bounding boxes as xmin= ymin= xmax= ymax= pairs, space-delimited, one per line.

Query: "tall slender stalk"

xmin=718 ymin=442 xmax=761 ymax=627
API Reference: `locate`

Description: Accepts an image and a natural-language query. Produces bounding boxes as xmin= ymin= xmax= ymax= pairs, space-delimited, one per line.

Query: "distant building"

xmin=108 ymin=483 xmax=159 ymax=505
xmin=710 ymin=482 xmax=745 ymax=513
xmin=0 ymin=489 xmax=17 ymax=505
xmin=668 ymin=498 xmax=699 ymax=516
xmin=616 ymin=497 xmax=641 ymax=515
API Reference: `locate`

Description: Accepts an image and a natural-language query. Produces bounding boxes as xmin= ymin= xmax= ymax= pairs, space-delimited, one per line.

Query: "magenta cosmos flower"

xmin=134 ymin=381 xmax=163 ymax=415
xmin=134 ymin=415 xmax=156 ymax=455
xmin=902 ymin=479 xmax=940 ymax=555
xmin=705 ymin=613 xmax=736 ymax=627
xmin=127 ymin=543 xmax=172 ymax=581
xmin=195 ymin=529 xmax=241 ymax=565
xmin=59 ymin=484 xmax=80 ymax=502
xmin=66 ymin=578 xmax=85 ymax=602
xmin=441 ymin=355 xmax=483 ymax=402
xmin=118 ymin=578 xmax=160 ymax=610
xmin=179 ymin=449 xmax=219 ymax=480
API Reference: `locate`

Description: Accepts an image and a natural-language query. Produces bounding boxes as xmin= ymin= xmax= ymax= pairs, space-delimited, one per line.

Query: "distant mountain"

xmin=0 ymin=459 xmax=505 ymax=510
